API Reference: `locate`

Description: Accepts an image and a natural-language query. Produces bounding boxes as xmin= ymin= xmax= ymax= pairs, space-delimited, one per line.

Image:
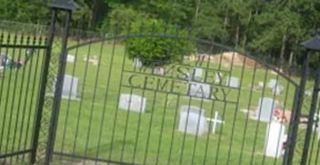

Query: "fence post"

xmin=44 ymin=9 xmax=72 ymax=164
xmin=301 ymin=67 xmax=320 ymax=165
xmin=283 ymin=50 xmax=309 ymax=165
xmin=30 ymin=8 xmax=57 ymax=164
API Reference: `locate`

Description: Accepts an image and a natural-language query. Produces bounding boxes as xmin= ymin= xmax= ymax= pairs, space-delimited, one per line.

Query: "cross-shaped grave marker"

xmin=206 ymin=111 xmax=225 ymax=134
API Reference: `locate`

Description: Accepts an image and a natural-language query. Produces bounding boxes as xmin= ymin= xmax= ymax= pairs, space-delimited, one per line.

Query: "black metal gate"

xmin=0 ymin=21 xmax=53 ymax=164
xmin=45 ymin=18 xmax=304 ymax=164
xmin=1 ymin=1 xmax=320 ymax=165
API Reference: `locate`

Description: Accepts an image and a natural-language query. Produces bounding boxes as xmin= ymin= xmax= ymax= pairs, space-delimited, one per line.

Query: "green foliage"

xmin=101 ymin=5 xmax=146 ymax=33
xmin=125 ymin=19 xmax=194 ymax=66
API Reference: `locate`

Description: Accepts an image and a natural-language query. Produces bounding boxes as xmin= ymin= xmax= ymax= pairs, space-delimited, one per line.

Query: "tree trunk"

xmin=235 ymin=25 xmax=240 ymax=47
xmin=289 ymin=51 xmax=294 ymax=66
xmin=224 ymin=11 xmax=229 ymax=28
xmin=280 ymin=34 xmax=287 ymax=65
xmin=242 ymin=10 xmax=252 ymax=48
xmin=195 ymin=0 xmax=201 ymax=22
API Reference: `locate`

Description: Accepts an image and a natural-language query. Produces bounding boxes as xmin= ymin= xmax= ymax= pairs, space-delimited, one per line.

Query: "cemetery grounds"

xmin=0 ymin=35 xmax=319 ymax=165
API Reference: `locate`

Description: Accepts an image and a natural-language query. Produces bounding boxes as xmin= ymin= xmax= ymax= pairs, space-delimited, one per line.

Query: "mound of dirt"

xmin=187 ymin=52 xmax=260 ymax=68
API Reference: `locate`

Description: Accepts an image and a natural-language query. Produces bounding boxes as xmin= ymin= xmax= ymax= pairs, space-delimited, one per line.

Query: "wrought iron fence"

xmin=0 ymin=3 xmax=320 ymax=165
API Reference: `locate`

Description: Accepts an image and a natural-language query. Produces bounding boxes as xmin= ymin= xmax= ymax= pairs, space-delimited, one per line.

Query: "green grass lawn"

xmin=0 ymin=38 xmax=319 ymax=165
xmin=52 ymin=41 xmax=317 ymax=165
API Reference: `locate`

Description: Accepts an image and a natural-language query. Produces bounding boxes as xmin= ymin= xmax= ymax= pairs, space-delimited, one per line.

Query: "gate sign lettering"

xmin=122 ymin=65 xmax=239 ymax=103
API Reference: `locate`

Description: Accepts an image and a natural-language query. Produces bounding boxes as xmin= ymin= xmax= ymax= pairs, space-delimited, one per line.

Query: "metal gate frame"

xmin=2 ymin=1 xmax=319 ymax=165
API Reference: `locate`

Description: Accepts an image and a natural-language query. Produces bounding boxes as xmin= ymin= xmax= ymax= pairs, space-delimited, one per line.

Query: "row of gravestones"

xmin=118 ymin=93 xmax=288 ymax=158
xmin=56 ymin=73 xmax=320 ymax=158
xmin=66 ymin=56 xmax=312 ymax=97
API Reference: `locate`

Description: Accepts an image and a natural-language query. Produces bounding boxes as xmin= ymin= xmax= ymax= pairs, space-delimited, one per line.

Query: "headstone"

xmin=206 ymin=111 xmax=224 ymax=134
xmin=188 ymin=82 xmax=211 ymax=99
xmin=255 ymin=97 xmax=277 ymax=122
xmin=118 ymin=94 xmax=146 ymax=113
xmin=215 ymin=72 xmax=223 ymax=84
xmin=67 ymin=54 xmax=75 ymax=63
xmin=313 ymin=113 xmax=320 ymax=140
xmin=26 ymin=48 xmax=34 ymax=55
xmin=226 ymin=76 xmax=240 ymax=88
xmin=305 ymin=90 xmax=312 ymax=97
xmin=61 ymin=74 xmax=79 ymax=100
xmin=264 ymin=120 xmax=286 ymax=158
xmin=193 ymin=67 xmax=203 ymax=81
xmin=178 ymin=106 xmax=208 ymax=135
xmin=267 ymin=79 xmax=278 ymax=89
xmin=133 ymin=58 xmax=143 ymax=68
xmin=258 ymin=81 xmax=264 ymax=88
xmin=153 ymin=67 xmax=165 ymax=75
xmin=83 ymin=55 xmax=99 ymax=65
xmin=272 ymin=85 xmax=284 ymax=95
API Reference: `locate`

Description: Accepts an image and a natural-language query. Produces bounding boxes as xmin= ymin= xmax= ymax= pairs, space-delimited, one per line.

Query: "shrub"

xmin=125 ymin=19 xmax=194 ymax=66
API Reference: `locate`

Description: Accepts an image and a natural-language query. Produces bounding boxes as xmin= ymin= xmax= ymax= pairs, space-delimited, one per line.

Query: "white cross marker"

xmin=207 ymin=111 xmax=225 ymax=134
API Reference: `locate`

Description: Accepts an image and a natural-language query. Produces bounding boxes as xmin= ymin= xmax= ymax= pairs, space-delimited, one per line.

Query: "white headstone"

xmin=133 ymin=58 xmax=143 ymax=68
xmin=264 ymin=120 xmax=286 ymax=158
xmin=313 ymin=113 xmax=320 ymax=140
xmin=119 ymin=94 xmax=146 ymax=113
xmin=193 ymin=68 xmax=203 ymax=81
xmin=188 ymin=82 xmax=211 ymax=99
xmin=153 ymin=67 xmax=165 ymax=75
xmin=61 ymin=75 xmax=79 ymax=99
xmin=305 ymin=90 xmax=313 ymax=97
xmin=258 ymin=81 xmax=264 ymax=88
xmin=206 ymin=111 xmax=224 ymax=134
xmin=272 ymin=85 xmax=284 ymax=95
xmin=83 ymin=56 xmax=99 ymax=65
xmin=67 ymin=54 xmax=75 ymax=63
xmin=268 ymin=79 xmax=278 ymax=89
xmin=256 ymin=98 xmax=277 ymax=122
xmin=226 ymin=77 xmax=240 ymax=88
xmin=178 ymin=106 xmax=208 ymax=135
xmin=215 ymin=72 xmax=223 ymax=84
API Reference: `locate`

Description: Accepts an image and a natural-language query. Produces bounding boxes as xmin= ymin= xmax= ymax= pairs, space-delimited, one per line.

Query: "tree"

xmin=125 ymin=19 xmax=194 ymax=66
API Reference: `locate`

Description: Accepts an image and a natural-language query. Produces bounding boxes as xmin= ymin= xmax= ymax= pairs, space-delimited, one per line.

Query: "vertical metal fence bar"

xmin=283 ymin=50 xmax=309 ymax=165
xmin=249 ymin=67 xmax=269 ymax=165
xmin=1 ymin=34 xmax=18 ymax=157
xmin=45 ymin=10 xmax=72 ymax=164
xmin=301 ymin=67 xmax=320 ymax=165
xmin=16 ymin=36 xmax=33 ymax=162
xmin=313 ymin=100 xmax=320 ymax=165
xmin=226 ymin=55 xmax=247 ymax=165
xmin=238 ymin=61 xmax=258 ymax=165
xmin=21 ymin=36 xmax=41 ymax=161
xmin=83 ymin=35 xmax=105 ymax=162
xmin=308 ymin=96 xmax=320 ymax=165
xmin=94 ymin=31 xmax=117 ymax=163
xmin=10 ymin=35 xmax=29 ymax=164
xmin=215 ymin=51 xmax=237 ymax=165
xmin=59 ymin=23 xmax=81 ymax=158
xmin=274 ymin=70 xmax=293 ymax=165
xmin=30 ymin=9 xmax=57 ymax=164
